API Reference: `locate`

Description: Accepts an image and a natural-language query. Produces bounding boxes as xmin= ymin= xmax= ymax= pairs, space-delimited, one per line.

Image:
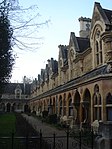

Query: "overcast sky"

xmin=10 ymin=0 xmax=112 ymax=82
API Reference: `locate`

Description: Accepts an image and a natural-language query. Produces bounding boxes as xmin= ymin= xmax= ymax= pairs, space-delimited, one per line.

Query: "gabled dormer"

xmin=91 ymin=2 xmax=110 ymax=31
xmin=90 ymin=2 xmax=112 ymax=69
xmin=40 ymin=69 xmax=45 ymax=86
xmin=15 ymin=84 xmax=22 ymax=99
xmin=31 ymin=78 xmax=37 ymax=92
xmin=37 ymin=74 xmax=41 ymax=89
xmin=45 ymin=64 xmax=49 ymax=83
xmin=68 ymin=32 xmax=90 ymax=62
xmin=58 ymin=45 xmax=68 ymax=71
xmin=48 ymin=58 xmax=58 ymax=79
xmin=68 ymin=32 xmax=79 ymax=62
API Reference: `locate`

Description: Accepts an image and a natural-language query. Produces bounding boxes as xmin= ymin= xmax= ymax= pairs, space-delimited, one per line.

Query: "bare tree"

xmin=0 ymin=0 xmax=50 ymax=95
xmin=1 ymin=0 xmax=50 ymax=51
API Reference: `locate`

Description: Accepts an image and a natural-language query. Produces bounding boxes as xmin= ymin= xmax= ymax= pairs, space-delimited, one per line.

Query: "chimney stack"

xmin=79 ymin=17 xmax=91 ymax=38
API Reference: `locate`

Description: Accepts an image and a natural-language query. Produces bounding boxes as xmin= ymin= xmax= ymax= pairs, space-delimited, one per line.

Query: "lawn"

xmin=0 ymin=113 xmax=48 ymax=149
xmin=0 ymin=113 xmax=16 ymax=136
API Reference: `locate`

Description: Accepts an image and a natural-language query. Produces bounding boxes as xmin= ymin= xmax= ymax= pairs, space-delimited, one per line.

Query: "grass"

xmin=0 ymin=113 xmax=49 ymax=149
xmin=0 ymin=113 xmax=16 ymax=136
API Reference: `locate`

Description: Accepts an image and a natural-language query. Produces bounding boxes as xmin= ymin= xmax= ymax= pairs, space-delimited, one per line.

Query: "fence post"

xmin=39 ymin=129 xmax=42 ymax=149
xmin=66 ymin=127 xmax=69 ymax=149
xmin=91 ymin=128 xmax=94 ymax=149
xmin=11 ymin=132 xmax=14 ymax=149
xmin=25 ymin=133 xmax=29 ymax=149
xmin=53 ymin=132 xmax=56 ymax=149
xmin=79 ymin=130 xmax=82 ymax=149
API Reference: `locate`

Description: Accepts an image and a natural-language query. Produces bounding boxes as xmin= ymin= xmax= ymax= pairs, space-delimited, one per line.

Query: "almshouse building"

xmin=0 ymin=2 xmax=112 ymax=128
xmin=29 ymin=2 xmax=112 ymax=127
xmin=0 ymin=82 xmax=31 ymax=113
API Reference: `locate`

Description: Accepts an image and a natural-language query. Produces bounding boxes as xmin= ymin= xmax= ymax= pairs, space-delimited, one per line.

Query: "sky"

xmin=10 ymin=0 xmax=112 ymax=83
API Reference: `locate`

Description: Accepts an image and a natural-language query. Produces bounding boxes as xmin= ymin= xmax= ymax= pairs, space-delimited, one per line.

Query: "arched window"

xmin=59 ymin=99 xmax=62 ymax=115
xmin=106 ymin=93 xmax=112 ymax=121
xmin=63 ymin=98 xmax=66 ymax=115
xmin=94 ymin=29 xmax=103 ymax=67
xmin=55 ymin=95 xmax=58 ymax=114
xmin=15 ymin=89 xmax=22 ymax=99
xmin=69 ymin=98 xmax=73 ymax=116
xmin=94 ymin=95 xmax=98 ymax=105
xmin=99 ymin=95 xmax=101 ymax=105
xmin=82 ymin=88 xmax=91 ymax=123
xmin=106 ymin=93 xmax=112 ymax=104
xmin=15 ymin=85 xmax=22 ymax=99
xmin=93 ymin=85 xmax=102 ymax=121
xmin=74 ymin=90 xmax=80 ymax=124
xmin=94 ymin=84 xmax=99 ymax=93
xmin=96 ymin=41 xmax=99 ymax=65
xmin=59 ymin=95 xmax=62 ymax=116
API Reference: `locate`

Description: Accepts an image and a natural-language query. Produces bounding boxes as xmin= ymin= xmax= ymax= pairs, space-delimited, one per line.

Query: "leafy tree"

xmin=0 ymin=1 xmax=15 ymax=96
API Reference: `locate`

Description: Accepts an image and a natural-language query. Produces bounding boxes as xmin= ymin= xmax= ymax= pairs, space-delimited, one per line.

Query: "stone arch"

xmin=91 ymin=23 xmax=103 ymax=67
xmin=55 ymin=95 xmax=58 ymax=115
xmin=67 ymin=93 xmax=73 ymax=117
xmin=82 ymin=88 xmax=91 ymax=123
xmin=59 ymin=95 xmax=63 ymax=116
xmin=93 ymin=84 xmax=102 ymax=121
xmin=39 ymin=100 xmax=42 ymax=113
xmin=17 ymin=103 xmax=22 ymax=112
xmin=106 ymin=92 xmax=112 ymax=104
xmin=6 ymin=103 xmax=11 ymax=112
xmin=52 ymin=97 xmax=56 ymax=114
xmin=44 ymin=98 xmax=48 ymax=111
xmin=94 ymin=84 xmax=99 ymax=93
xmin=74 ymin=90 xmax=81 ymax=124
xmin=48 ymin=97 xmax=53 ymax=114
xmin=24 ymin=104 xmax=29 ymax=113
xmin=0 ymin=103 xmax=5 ymax=112
xmin=12 ymin=103 xmax=16 ymax=112
xmin=43 ymin=100 xmax=46 ymax=111
xmin=41 ymin=99 xmax=45 ymax=111
xmin=63 ymin=93 xmax=66 ymax=116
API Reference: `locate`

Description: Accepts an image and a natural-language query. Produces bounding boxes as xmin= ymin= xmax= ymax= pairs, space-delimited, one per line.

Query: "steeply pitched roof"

xmin=58 ymin=45 xmax=68 ymax=67
xmin=76 ymin=37 xmax=90 ymax=53
xmin=3 ymin=83 xmax=31 ymax=95
xmin=69 ymin=32 xmax=90 ymax=53
xmin=91 ymin=2 xmax=112 ymax=29
xmin=103 ymin=9 xmax=112 ymax=24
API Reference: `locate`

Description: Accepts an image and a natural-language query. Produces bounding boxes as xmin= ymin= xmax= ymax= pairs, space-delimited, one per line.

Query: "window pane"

xmin=94 ymin=107 xmax=97 ymax=120
xmin=107 ymin=107 xmax=112 ymax=121
xmin=99 ymin=107 xmax=102 ymax=120
xmin=96 ymin=54 xmax=99 ymax=65
xmin=96 ymin=41 xmax=99 ymax=52
xmin=100 ymin=52 xmax=103 ymax=64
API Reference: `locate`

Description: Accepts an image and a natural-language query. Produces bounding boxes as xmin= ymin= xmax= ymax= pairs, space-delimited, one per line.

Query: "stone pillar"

xmin=80 ymin=102 xmax=83 ymax=123
xmin=101 ymin=32 xmax=112 ymax=72
xmin=95 ymin=122 xmax=112 ymax=149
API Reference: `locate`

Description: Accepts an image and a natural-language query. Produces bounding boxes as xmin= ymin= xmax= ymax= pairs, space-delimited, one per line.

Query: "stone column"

xmin=101 ymin=32 xmax=112 ymax=72
xmin=95 ymin=122 xmax=112 ymax=149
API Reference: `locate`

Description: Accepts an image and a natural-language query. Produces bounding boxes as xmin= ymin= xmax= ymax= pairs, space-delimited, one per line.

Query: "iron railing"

xmin=0 ymin=129 xmax=98 ymax=149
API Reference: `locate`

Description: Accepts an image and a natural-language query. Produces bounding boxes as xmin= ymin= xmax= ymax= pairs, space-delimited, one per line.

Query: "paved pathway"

xmin=22 ymin=114 xmax=92 ymax=149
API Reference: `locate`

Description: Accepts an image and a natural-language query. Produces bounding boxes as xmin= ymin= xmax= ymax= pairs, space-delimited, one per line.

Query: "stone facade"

xmin=29 ymin=2 xmax=112 ymax=127
xmin=0 ymin=83 xmax=31 ymax=112
xmin=1 ymin=2 xmax=112 ymax=130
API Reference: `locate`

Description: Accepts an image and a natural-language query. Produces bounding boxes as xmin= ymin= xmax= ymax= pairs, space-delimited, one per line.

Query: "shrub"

xmin=47 ymin=114 xmax=57 ymax=124
xmin=42 ymin=110 xmax=48 ymax=118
